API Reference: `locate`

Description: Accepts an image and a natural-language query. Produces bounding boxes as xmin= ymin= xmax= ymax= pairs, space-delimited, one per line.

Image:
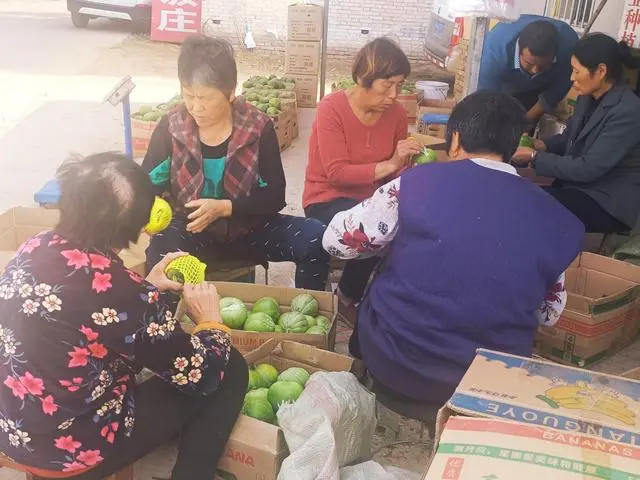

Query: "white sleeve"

xmin=537 ymin=273 xmax=567 ymax=327
xmin=322 ymin=177 xmax=401 ymax=260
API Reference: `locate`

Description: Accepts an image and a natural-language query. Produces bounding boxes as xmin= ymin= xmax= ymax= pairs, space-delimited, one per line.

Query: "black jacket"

xmin=536 ymin=84 xmax=640 ymax=229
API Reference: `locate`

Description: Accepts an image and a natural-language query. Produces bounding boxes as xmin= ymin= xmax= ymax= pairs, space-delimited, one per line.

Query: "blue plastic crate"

xmin=34 ymin=180 xmax=60 ymax=206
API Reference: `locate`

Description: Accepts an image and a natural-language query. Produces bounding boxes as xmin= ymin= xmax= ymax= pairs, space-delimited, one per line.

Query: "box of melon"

xmin=215 ymin=339 xmax=354 ymax=480
xmin=177 ymin=282 xmax=338 ymax=354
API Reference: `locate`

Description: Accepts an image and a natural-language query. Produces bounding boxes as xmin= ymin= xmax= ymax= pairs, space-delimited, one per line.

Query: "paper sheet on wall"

xmin=447 ymin=0 xmax=521 ymax=21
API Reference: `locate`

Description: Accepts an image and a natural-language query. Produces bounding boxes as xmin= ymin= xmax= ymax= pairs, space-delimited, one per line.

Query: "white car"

xmin=66 ymin=0 xmax=152 ymax=32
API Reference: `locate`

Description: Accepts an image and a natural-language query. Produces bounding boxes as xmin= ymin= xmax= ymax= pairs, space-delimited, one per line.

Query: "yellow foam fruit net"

xmin=145 ymin=197 xmax=173 ymax=234
xmin=164 ymin=255 xmax=207 ymax=284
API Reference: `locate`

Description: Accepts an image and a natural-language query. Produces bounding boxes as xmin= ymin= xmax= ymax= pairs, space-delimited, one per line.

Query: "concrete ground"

xmin=0 ymin=2 xmax=638 ymax=478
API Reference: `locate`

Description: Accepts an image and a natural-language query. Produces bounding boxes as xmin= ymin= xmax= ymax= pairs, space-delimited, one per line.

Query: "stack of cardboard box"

xmin=285 ymin=3 xmax=323 ymax=108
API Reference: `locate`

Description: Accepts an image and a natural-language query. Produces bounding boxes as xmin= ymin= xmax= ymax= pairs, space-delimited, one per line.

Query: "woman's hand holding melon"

xmin=182 ymin=282 xmax=222 ymax=325
xmin=374 ymin=138 xmax=423 ymax=180
xmin=391 ymin=138 xmax=423 ymax=169
xmin=146 ymin=251 xmax=189 ymax=292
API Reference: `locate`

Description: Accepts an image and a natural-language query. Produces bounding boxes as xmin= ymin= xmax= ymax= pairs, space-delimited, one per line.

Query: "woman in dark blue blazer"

xmin=514 ymin=34 xmax=640 ymax=233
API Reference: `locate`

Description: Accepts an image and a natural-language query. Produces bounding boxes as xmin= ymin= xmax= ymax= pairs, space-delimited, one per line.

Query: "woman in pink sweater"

xmin=303 ymin=37 xmax=421 ymax=329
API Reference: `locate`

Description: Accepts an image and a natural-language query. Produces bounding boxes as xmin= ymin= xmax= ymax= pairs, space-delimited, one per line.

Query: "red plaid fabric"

xmin=167 ymin=98 xmax=270 ymax=241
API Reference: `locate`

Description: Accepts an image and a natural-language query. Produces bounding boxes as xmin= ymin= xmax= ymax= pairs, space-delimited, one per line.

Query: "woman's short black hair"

xmin=352 ymin=37 xmax=411 ymax=88
xmin=55 ymin=152 xmax=155 ymax=251
xmin=519 ymin=20 xmax=559 ymax=58
xmin=573 ymin=33 xmax=638 ymax=84
xmin=445 ymin=90 xmax=527 ymax=162
xmin=178 ymin=35 xmax=238 ymax=96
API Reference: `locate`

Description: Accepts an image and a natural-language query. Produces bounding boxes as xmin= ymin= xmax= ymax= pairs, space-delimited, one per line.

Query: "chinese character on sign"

xmin=622 ymin=31 xmax=637 ymax=46
xmin=151 ymin=0 xmax=202 ymax=44
xmin=618 ymin=2 xmax=640 ymax=48
xmin=443 ymin=458 xmax=464 ymax=480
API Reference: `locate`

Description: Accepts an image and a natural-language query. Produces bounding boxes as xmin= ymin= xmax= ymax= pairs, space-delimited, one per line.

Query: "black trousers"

xmin=543 ymin=187 xmax=630 ymax=234
xmin=305 ymin=198 xmax=381 ymax=302
xmin=61 ymin=348 xmax=248 ymax=480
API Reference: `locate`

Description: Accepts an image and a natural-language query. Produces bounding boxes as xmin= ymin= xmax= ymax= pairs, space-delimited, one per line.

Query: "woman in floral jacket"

xmin=0 ymin=153 xmax=247 ymax=479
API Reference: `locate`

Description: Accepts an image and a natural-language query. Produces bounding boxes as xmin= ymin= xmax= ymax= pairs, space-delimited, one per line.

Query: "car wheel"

xmin=71 ymin=10 xmax=90 ymax=28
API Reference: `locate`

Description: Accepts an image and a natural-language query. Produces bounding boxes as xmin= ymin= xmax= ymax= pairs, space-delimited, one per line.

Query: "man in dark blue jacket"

xmin=478 ymin=15 xmax=578 ymax=123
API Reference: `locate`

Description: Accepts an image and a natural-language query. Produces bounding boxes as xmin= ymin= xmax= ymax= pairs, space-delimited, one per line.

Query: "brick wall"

xmin=201 ymin=0 xmax=434 ymax=59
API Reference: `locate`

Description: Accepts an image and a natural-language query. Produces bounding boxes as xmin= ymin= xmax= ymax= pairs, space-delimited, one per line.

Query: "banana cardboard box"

xmin=424 ymin=416 xmax=640 ymax=480
xmin=434 ymin=349 xmax=640 ymax=457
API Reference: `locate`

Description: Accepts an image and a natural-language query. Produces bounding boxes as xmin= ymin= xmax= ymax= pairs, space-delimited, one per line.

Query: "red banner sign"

xmin=618 ymin=0 xmax=640 ymax=48
xmin=151 ymin=0 xmax=202 ymax=44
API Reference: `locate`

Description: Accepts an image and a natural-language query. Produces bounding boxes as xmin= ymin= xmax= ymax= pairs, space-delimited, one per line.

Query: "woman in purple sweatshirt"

xmin=323 ymin=91 xmax=584 ymax=408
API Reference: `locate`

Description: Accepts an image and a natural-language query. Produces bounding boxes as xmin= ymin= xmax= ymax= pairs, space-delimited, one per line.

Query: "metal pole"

xmin=319 ymin=0 xmax=330 ymax=100
xmin=463 ymin=16 xmax=489 ymax=96
xmin=582 ymin=0 xmax=609 ymax=38
xmin=122 ymin=95 xmax=133 ymax=158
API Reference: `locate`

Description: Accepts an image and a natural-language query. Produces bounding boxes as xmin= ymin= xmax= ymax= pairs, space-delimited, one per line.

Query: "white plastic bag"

xmin=447 ymin=0 xmax=521 ymax=21
xmin=277 ymin=371 xmax=423 ymax=479
xmin=279 ymin=371 xmax=413 ymax=480
xmin=277 ymin=371 xmax=376 ymax=479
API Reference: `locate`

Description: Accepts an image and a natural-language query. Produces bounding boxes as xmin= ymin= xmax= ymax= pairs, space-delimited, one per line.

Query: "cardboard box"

xmin=131 ymin=117 xmax=161 ymax=159
xmin=623 ymin=367 xmax=640 ymax=380
xmin=0 ymin=207 xmax=147 ymax=276
xmin=425 ymin=416 xmax=640 ymax=480
xmin=0 ymin=207 xmax=60 ymax=270
xmin=285 ymin=40 xmax=321 ymax=75
xmin=435 ymin=349 xmax=640 ymax=449
xmin=177 ymin=283 xmax=338 ymax=353
xmin=271 ymin=99 xmax=299 ymax=151
xmin=535 ymin=253 xmax=640 ymax=367
xmin=287 ymin=73 xmax=318 ymax=108
xmin=288 ymin=3 xmax=323 ymax=41
xmin=216 ymin=340 xmax=353 ymax=480
xmin=397 ymin=93 xmax=418 ymax=123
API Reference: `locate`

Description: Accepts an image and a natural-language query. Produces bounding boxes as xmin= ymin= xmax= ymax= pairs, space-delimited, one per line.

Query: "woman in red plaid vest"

xmin=142 ymin=36 xmax=329 ymax=291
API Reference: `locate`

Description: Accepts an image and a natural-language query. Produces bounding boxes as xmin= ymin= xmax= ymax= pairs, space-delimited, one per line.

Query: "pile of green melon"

xmin=242 ymin=75 xmax=296 ymax=118
xmin=220 ymin=294 xmax=330 ymax=335
xmin=131 ymin=95 xmax=183 ymax=122
xmin=333 ymin=78 xmax=417 ymax=95
xmin=243 ymin=363 xmax=310 ymax=424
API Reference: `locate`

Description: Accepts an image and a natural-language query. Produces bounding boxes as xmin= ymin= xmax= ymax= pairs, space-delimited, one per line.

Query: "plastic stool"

xmin=421 ymin=113 xmax=450 ymax=125
xmin=34 ymin=180 xmax=60 ymax=207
